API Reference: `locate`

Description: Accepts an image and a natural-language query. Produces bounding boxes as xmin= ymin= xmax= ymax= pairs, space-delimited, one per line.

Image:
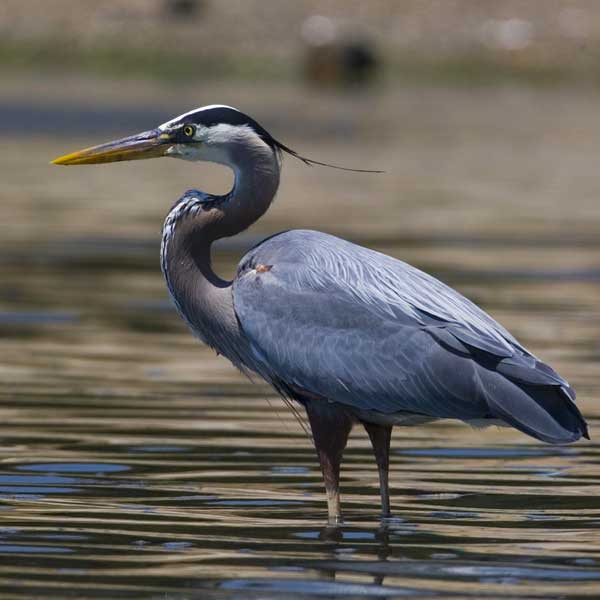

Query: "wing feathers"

xmin=478 ymin=368 xmax=588 ymax=443
xmin=447 ymin=325 xmax=514 ymax=358
xmin=496 ymin=356 xmax=566 ymax=387
xmin=233 ymin=230 xmax=586 ymax=444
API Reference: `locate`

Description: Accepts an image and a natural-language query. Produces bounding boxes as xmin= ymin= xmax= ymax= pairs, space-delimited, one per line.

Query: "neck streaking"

xmin=160 ymin=134 xmax=280 ymax=368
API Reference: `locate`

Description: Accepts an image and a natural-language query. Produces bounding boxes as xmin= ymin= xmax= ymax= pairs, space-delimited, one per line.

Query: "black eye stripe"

xmin=176 ymin=107 xmax=278 ymax=150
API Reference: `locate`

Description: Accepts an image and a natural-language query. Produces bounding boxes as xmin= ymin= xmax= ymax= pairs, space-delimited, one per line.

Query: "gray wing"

xmin=233 ymin=230 xmax=586 ymax=443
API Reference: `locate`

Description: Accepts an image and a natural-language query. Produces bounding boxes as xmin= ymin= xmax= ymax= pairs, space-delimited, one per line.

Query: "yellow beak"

xmin=52 ymin=129 xmax=172 ymax=166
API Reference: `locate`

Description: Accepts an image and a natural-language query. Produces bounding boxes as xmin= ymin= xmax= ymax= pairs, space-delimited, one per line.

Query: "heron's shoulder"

xmin=251 ymin=229 xmax=346 ymax=251
xmin=238 ymin=229 xmax=351 ymax=271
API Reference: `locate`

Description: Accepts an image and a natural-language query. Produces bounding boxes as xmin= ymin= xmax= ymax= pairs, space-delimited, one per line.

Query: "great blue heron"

xmin=53 ymin=105 xmax=589 ymax=522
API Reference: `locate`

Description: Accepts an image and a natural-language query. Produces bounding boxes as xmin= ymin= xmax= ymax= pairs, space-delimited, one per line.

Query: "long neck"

xmin=161 ymin=139 xmax=280 ymax=367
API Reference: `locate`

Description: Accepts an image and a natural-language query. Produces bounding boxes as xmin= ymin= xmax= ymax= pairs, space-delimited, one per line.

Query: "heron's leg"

xmin=304 ymin=401 xmax=354 ymax=523
xmin=363 ymin=422 xmax=393 ymax=517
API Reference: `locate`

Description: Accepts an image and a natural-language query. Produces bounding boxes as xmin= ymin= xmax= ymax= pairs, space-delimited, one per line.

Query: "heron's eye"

xmin=183 ymin=125 xmax=195 ymax=138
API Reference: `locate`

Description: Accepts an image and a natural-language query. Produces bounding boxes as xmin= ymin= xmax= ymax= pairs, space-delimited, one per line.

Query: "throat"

xmin=159 ymin=139 xmax=280 ymax=367
xmin=162 ymin=229 xmax=238 ymax=358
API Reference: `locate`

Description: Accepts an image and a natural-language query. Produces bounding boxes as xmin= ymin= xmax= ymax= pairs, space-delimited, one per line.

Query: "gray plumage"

xmin=56 ymin=104 xmax=588 ymax=521
xmin=234 ymin=229 xmax=585 ymax=444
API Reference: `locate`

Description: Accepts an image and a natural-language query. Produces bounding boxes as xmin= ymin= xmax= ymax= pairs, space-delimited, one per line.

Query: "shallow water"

xmin=1 ymin=81 xmax=600 ymax=598
xmin=2 ymin=237 xmax=599 ymax=599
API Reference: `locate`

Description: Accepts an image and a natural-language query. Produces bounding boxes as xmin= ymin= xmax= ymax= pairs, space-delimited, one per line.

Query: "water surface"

xmin=1 ymin=82 xmax=599 ymax=599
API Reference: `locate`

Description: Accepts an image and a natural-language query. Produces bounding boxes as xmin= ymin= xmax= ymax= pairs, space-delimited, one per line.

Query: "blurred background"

xmin=1 ymin=2 xmax=600 ymax=599
xmin=2 ymin=0 xmax=599 ymax=377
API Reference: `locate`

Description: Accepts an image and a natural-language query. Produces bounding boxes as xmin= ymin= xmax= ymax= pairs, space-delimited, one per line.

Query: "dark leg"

xmin=304 ymin=401 xmax=354 ymax=523
xmin=363 ymin=422 xmax=393 ymax=517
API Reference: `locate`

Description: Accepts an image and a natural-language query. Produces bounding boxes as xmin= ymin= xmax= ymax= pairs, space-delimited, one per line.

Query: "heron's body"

xmin=54 ymin=104 xmax=589 ymax=522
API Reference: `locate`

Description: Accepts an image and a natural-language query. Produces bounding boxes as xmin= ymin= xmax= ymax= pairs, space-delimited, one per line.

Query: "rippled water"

xmin=2 ymin=81 xmax=600 ymax=598
xmin=2 ymin=236 xmax=599 ymax=599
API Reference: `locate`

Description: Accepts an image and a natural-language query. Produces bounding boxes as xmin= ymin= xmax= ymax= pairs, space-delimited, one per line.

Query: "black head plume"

xmin=170 ymin=105 xmax=383 ymax=174
xmin=272 ymin=139 xmax=384 ymax=174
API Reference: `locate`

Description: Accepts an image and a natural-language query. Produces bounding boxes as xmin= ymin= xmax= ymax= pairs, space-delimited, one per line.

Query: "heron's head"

xmin=53 ymin=104 xmax=381 ymax=173
xmin=52 ymin=105 xmax=282 ymax=167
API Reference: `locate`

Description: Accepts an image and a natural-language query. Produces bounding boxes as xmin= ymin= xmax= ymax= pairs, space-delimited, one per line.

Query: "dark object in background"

xmin=301 ymin=15 xmax=379 ymax=87
xmin=164 ymin=0 xmax=203 ymax=19
xmin=341 ymin=41 xmax=378 ymax=84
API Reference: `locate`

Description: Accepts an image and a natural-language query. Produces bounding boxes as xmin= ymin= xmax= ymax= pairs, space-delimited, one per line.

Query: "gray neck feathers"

xmin=160 ymin=129 xmax=280 ymax=368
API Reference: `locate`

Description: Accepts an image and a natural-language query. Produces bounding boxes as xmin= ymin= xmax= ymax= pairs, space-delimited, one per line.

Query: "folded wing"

xmin=233 ymin=230 xmax=588 ymax=443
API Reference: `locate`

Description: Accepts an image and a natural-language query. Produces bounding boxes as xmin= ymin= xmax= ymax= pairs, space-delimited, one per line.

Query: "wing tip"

xmin=480 ymin=368 xmax=589 ymax=445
